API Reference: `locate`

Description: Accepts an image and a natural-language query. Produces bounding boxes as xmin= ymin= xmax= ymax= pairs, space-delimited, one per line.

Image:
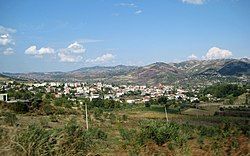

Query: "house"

xmin=0 ymin=94 xmax=8 ymax=102
xmin=90 ymin=94 xmax=100 ymax=101
xmin=126 ymin=99 xmax=135 ymax=104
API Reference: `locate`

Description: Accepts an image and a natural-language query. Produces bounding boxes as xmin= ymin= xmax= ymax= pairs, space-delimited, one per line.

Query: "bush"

xmin=1 ymin=112 xmax=18 ymax=126
xmin=49 ymin=115 xmax=58 ymax=122
xmin=89 ymin=128 xmax=107 ymax=140
xmin=109 ymin=113 xmax=116 ymax=124
xmin=145 ymin=101 xmax=151 ymax=107
xmin=93 ymin=108 xmax=103 ymax=120
xmin=138 ymin=121 xmax=193 ymax=147
xmin=0 ymin=127 xmax=7 ymax=140
xmin=10 ymin=102 xmax=29 ymax=113
xmin=55 ymin=107 xmax=66 ymax=115
xmin=119 ymin=128 xmax=137 ymax=142
xmin=13 ymin=118 xmax=108 ymax=156
xmin=40 ymin=118 xmax=49 ymax=128
xmin=198 ymin=126 xmax=220 ymax=137
xmin=122 ymin=114 xmax=128 ymax=121
xmin=13 ymin=124 xmax=55 ymax=155
xmin=43 ymin=104 xmax=54 ymax=115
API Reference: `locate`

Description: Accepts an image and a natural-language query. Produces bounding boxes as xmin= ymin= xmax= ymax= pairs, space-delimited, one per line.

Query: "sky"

xmin=0 ymin=0 xmax=250 ymax=72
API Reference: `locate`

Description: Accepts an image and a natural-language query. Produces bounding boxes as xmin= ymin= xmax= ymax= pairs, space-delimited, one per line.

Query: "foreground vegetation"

xmin=0 ymin=103 xmax=249 ymax=156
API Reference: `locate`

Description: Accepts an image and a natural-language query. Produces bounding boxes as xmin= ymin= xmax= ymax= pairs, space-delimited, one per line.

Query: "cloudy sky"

xmin=0 ymin=0 xmax=250 ymax=72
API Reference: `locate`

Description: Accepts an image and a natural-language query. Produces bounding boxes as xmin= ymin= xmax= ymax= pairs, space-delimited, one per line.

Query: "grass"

xmin=0 ymin=103 xmax=249 ymax=155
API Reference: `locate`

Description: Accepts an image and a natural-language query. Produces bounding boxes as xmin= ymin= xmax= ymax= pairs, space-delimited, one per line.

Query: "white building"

xmin=0 ymin=94 xmax=8 ymax=102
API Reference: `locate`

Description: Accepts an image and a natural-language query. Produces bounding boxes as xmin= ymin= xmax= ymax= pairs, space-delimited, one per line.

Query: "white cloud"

xmin=25 ymin=46 xmax=37 ymax=55
xmin=135 ymin=10 xmax=142 ymax=14
xmin=0 ymin=25 xmax=16 ymax=34
xmin=115 ymin=3 xmax=143 ymax=15
xmin=58 ymin=52 xmax=83 ymax=63
xmin=58 ymin=42 xmax=85 ymax=62
xmin=187 ymin=54 xmax=198 ymax=60
xmin=86 ymin=53 xmax=115 ymax=63
xmin=204 ymin=47 xmax=233 ymax=60
xmin=3 ymin=47 xmax=14 ymax=55
xmin=0 ymin=34 xmax=13 ymax=46
xmin=67 ymin=41 xmax=85 ymax=53
xmin=0 ymin=26 xmax=16 ymax=46
xmin=78 ymin=39 xmax=103 ymax=43
xmin=182 ymin=0 xmax=205 ymax=5
xmin=116 ymin=3 xmax=137 ymax=8
xmin=0 ymin=25 xmax=16 ymax=55
xmin=25 ymin=45 xmax=55 ymax=58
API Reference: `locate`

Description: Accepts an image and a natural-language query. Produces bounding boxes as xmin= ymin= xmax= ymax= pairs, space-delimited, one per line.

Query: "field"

xmin=0 ymin=103 xmax=249 ymax=156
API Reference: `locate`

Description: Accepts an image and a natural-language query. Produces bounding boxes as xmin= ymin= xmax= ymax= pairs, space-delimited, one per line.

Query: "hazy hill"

xmin=2 ymin=58 xmax=249 ymax=85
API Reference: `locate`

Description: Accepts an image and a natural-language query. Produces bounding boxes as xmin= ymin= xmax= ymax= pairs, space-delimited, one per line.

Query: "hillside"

xmin=2 ymin=58 xmax=250 ymax=85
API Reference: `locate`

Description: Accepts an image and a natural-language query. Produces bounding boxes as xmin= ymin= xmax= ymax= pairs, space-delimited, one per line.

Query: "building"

xmin=0 ymin=94 xmax=8 ymax=102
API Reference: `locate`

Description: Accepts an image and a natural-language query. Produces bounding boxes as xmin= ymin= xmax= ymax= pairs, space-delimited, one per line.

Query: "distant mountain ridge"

xmin=2 ymin=58 xmax=250 ymax=85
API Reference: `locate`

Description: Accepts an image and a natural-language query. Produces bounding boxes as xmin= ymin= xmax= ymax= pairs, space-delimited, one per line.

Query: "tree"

xmin=158 ymin=96 xmax=171 ymax=122
xmin=145 ymin=101 xmax=151 ymax=107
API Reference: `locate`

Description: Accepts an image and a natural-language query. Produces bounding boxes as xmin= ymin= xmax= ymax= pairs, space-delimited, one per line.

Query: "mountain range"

xmin=2 ymin=58 xmax=250 ymax=85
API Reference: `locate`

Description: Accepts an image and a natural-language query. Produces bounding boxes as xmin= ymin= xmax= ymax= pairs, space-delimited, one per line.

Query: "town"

xmin=0 ymin=80 xmax=204 ymax=104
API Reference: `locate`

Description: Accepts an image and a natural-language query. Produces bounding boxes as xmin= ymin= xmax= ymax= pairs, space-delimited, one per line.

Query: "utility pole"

xmin=165 ymin=105 xmax=169 ymax=122
xmin=85 ymin=102 xmax=89 ymax=130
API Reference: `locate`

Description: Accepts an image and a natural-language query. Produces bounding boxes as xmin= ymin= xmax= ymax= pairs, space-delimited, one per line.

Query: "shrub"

xmin=109 ymin=113 xmax=116 ymax=124
xmin=13 ymin=119 xmax=107 ymax=156
xmin=198 ymin=126 xmax=220 ymax=137
xmin=43 ymin=104 xmax=54 ymax=115
xmin=49 ymin=115 xmax=58 ymax=122
xmin=55 ymin=107 xmax=66 ymax=115
xmin=1 ymin=112 xmax=18 ymax=126
xmin=122 ymin=114 xmax=128 ymax=121
xmin=10 ymin=101 xmax=29 ymax=113
xmin=138 ymin=121 xmax=193 ymax=147
xmin=145 ymin=101 xmax=151 ymax=107
xmin=89 ymin=128 xmax=107 ymax=140
xmin=119 ymin=128 xmax=137 ymax=142
xmin=0 ymin=127 xmax=7 ymax=140
xmin=40 ymin=118 xmax=49 ymax=128
xmin=13 ymin=124 xmax=55 ymax=155
xmin=119 ymin=128 xmax=140 ymax=154
xmin=93 ymin=108 xmax=103 ymax=120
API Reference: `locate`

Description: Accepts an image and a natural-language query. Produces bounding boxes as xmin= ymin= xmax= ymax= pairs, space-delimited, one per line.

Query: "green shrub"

xmin=93 ymin=108 xmax=103 ymax=120
xmin=198 ymin=126 xmax=220 ymax=137
xmin=40 ymin=118 xmax=49 ymax=128
xmin=109 ymin=113 xmax=116 ymax=124
xmin=0 ymin=127 xmax=7 ymax=140
xmin=138 ymin=121 xmax=193 ymax=147
xmin=119 ymin=128 xmax=137 ymax=142
xmin=89 ymin=128 xmax=107 ymax=140
xmin=122 ymin=114 xmax=128 ymax=121
xmin=55 ymin=107 xmax=66 ymax=115
xmin=145 ymin=101 xmax=151 ymax=107
xmin=10 ymin=101 xmax=29 ymax=113
xmin=49 ymin=115 xmax=58 ymax=122
xmin=43 ymin=104 xmax=54 ymax=115
xmin=13 ymin=119 xmax=107 ymax=156
xmin=13 ymin=124 xmax=55 ymax=155
xmin=1 ymin=112 xmax=18 ymax=126
xmin=231 ymin=137 xmax=239 ymax=149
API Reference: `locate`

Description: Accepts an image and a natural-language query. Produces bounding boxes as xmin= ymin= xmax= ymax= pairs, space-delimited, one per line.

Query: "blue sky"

xmin=0 ymin=0 xmax=250 ymax=72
